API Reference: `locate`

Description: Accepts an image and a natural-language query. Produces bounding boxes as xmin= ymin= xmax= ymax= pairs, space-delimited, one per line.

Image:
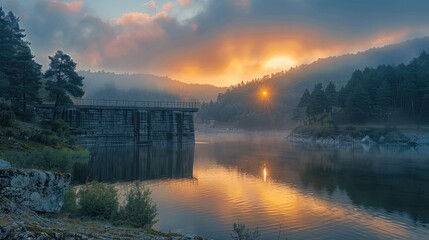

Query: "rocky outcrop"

xmin=0 ymin=159 xmax=11 ymax=169
xmin=0 ymin=165 xmax=71 ymax=213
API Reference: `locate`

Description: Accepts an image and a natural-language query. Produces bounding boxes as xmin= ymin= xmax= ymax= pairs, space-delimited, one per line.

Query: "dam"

xmin=35 ymin=99 xmax=200 ymax=145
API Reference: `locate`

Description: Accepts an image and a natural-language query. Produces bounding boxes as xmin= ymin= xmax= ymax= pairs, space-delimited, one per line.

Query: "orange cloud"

xmin=32 ymin=1 xmax=429 ymax=87
xmin=116 ymin=12 xmax=152 ymax=25
xmin=177 ymin=0 xmax=191 ymax=6
xmin=49 ymin=0 xmax=83 ymax=13
xmin=163 ymin=2 xmax=174 ymax=12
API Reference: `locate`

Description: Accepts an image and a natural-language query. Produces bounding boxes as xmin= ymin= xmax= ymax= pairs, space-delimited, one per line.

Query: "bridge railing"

xmin=63 ymin=99 xmax=201 ymax=109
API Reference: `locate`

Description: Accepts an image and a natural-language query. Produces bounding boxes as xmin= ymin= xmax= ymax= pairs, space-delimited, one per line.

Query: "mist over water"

xmin=75 ymin=133 xmax=429 ymax=239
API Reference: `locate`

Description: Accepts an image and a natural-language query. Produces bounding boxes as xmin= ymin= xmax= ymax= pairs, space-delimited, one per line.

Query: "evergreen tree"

xmin=298 ymin=89 xmax=311 ymax=108
xmin=345 ymin=85 xmax=371 ymax=123
xmin=45 ymin=50 xmax=84 ymax=118
xmin=0 ymin=8 xmax=12 ymax=99
xmin=0 ymin=10 xmax=41 ymax=116
xmin=307 ymin=83 xmax=328 ymax=119
xmin=6 ymin=12 xmax=42 ymax=114
xmin=374 ymin=80 xmax=392 ymax=120
xmin=420 ymin=93 xmax=429 ymax=121
xmin=325 ymin=81 xmax=338 ymax=110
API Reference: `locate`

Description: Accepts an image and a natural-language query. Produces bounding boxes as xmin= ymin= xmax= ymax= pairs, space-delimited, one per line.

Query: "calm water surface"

xmin=74 ymin=133 xmax=429 ymax=240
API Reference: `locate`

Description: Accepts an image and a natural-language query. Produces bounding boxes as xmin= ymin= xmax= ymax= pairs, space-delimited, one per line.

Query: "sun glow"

xmin=264 ymin=56 xmax=296 ymax=70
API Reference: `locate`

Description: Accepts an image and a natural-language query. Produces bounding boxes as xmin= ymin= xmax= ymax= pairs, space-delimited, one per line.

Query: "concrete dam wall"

xmin=35 ymin=100 xmax=199 ymax=145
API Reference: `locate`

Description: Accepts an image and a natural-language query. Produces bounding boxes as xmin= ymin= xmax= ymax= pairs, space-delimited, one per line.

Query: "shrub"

xmin=0 ymin=110 xmax=15 ymax=127
xmin=1 ymin=151 xmax=26 ymax=166
xmin=230 ymin=222 xmax=261 ymax=240
xmin=0 ymin=101 xmax=11 ymax=110
xmin=47 ymin=119 xmax=69 ymax=133
xmin=30 ymin=129 xmax=59 ymax=145
xmin=1 ymin=149 xmax=88 ymax=173
xmin=62 ymin=188 xmax=78 ymax=213
xmin=26 ymin=149 xmax=73 ymax=173
xmin=117 ymin=185 xmax=158 ymax=228
xmin=79 ymin=182 xmax=118 ymax=219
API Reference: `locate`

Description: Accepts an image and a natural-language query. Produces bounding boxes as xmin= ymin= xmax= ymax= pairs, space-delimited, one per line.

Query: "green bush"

xmin=47 ymin=119 xmax=69 ymax=133
xmin=26 ymin=149 xmax=73 ymax=173
xmin=79 ymin=182 xmax=118 ymax=219
xmin=117 ymin=185 xmax=158 ymax=228
xmin=1 ymin=151 xmax=26 ymax=165
xmin=30 ymin=129 xmax=59 ymax=145
xmin=0 ymin=110 xmax=15 ymax=127
xmin=62 ymin=188 xmax=78 ymax=213
xmin=0 ymin=101 xmax=11 ymax=110
xmin=1 ymin=148 xmax=89 ymax=173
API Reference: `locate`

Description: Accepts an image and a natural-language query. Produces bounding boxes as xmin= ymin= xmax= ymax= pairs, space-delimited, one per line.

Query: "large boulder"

xmin=0 ymin=159 xmax=11 ymax=169
xmin=0 ymin=168 xmax=71 ymax=213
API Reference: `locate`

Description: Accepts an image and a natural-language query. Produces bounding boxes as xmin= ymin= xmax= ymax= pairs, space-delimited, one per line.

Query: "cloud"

xmin=177 ymin=0 xmax=191 ymax=6
xmin=2 ymin=0 xmax=429 ymax=86
xmin=49 ymin=0 xmax=83 ymax=13
xmin=162 ymin=2 xmax=174 ymax=12
xmin=116 ymin=12 xmax=152 ymax=25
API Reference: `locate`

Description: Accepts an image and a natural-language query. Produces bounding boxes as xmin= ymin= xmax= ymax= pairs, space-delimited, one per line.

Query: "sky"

xmin=1 ymin=0 xmax=429 ymax=86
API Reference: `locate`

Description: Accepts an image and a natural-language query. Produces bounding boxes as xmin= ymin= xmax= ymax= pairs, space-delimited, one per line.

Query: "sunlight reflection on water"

xmin=76 ymin=133 xmax=429 ymax=239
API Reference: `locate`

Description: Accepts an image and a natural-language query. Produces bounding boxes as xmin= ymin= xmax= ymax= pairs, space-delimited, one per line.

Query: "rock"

xmin=361 ymin=135 xmax=372 ymax=144
xmin=0 ymin=168 xmax=71 ymax=213
xmin=0 ymin=159 xmax=11 ymax=169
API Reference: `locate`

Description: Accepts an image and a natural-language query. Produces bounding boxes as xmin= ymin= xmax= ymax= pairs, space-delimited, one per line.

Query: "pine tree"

xmin=307 ymin=83 xmax=328 ymax=120
xmin=374 ymin=80 xmax=392 ymax=121
xmin=345 ymin=85 xmax=371 ymax=123
xmin=0 ymin=8 xmax=12 ymax=98
xmin=325 ymin=81 xmax=338 ymax=110
xmin=298 ymin=89 xmax=311 ymax=108
xmin=45 ymin=50 xmax=84 ymax=118
xmin=0 ymin=10 xmax=41 ymax=117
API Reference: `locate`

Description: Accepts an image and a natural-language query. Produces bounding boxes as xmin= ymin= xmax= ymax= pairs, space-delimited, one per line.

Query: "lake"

xmin=74 ymin=133 xmax=429 ymax=239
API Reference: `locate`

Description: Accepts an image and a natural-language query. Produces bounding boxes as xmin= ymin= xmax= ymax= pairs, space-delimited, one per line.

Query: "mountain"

xmin=199 ymin=36 xmax=429 ymax=128
xmin=270 ymin=36 xmax=429 ymax=104
xmin=79 ymin=71 xmax=226 ymax=102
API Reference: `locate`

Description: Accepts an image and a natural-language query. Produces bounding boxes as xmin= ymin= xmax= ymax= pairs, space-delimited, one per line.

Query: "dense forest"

xmin=198 ymin=37 xmax=429 ymax=129
xmin=296 ymin=52 xmax=429 ymax=124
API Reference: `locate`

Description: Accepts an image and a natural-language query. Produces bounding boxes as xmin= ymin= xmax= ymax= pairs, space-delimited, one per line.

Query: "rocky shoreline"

xmin=0 ymin=201 xmax=203 ymax=240
xmin=0 ymin=162 xmax=205 ymax=240
xmin=287 ymin=127 xmax=429 ymax=148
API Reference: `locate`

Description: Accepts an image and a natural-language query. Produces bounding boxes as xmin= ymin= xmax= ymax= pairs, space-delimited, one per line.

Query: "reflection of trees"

xmin=297 ymin=149 xmax=429 ymax=224
xmin=73 ymin=143 xmax=194 ymax=183
xmin=206 ymin=138 xmax=429 ymax=224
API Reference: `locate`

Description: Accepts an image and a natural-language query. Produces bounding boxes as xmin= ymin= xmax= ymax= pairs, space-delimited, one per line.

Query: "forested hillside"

xmin=199 ymin=37 xmax=429 ymax=129
xmin=296 ymin=52 xmax=429 ymax=124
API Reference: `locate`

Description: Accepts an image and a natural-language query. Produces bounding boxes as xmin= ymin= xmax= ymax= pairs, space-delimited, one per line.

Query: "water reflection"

xmin=73 ymin=134 xmax=429 ymax=239
xmin=73 ymin=143 xmax=194 ymax=184
xmin=263 ymin=164 xmax=267 ymax=182
xmin=209 ymin=138 xmax=429 ymax=225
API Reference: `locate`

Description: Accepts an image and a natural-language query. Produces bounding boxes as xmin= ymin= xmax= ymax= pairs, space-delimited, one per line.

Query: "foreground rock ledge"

xmin=0 ymin=167 xmax=71 ymax=213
